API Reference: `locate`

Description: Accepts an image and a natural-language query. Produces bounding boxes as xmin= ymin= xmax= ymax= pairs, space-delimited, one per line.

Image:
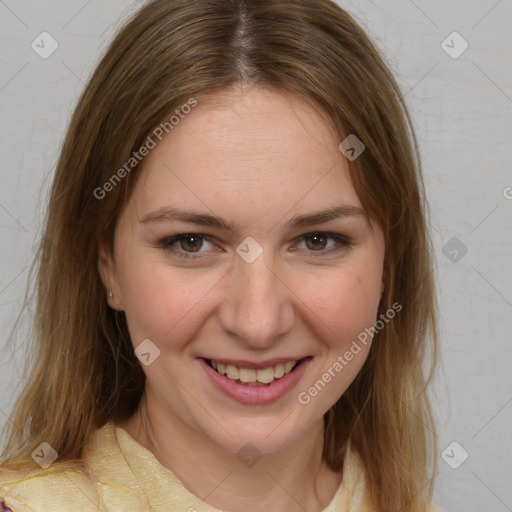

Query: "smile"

xmin=198 ymin=356 xmax=312 ymax=405
xmin=208 ymin=359 xmax=300 ymax=386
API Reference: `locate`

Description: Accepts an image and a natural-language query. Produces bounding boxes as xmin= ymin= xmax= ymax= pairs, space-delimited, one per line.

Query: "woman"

xmin=0 ymin=0 xmax=440 ymax=510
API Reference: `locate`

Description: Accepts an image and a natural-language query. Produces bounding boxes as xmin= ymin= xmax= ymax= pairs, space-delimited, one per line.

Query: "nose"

xmin=218 ymin=248 xmax=295 ymax=349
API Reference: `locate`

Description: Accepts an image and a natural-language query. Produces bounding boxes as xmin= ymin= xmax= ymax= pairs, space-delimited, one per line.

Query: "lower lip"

xmin=198 ymin=357 xmax=312 ymax=405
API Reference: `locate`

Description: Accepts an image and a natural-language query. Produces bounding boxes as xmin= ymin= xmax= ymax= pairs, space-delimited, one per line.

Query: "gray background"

xmin=1 ymin=1 xmax=511 ymax=510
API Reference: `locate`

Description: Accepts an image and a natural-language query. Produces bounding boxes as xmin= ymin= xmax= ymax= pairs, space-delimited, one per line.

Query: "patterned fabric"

xmin=0 ymin=422 xmax=443 ymax=511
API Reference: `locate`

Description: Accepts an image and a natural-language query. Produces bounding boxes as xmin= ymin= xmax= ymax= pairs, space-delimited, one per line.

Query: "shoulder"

xmin=0 ymin=422 xmax=132 ymax=512
xmin=0 ymin=463 xmax=98 ymax=512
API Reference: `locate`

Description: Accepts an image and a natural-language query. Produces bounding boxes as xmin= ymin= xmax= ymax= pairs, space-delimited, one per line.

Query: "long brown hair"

xmin=1 ymin=1 xmax=438 ymax=510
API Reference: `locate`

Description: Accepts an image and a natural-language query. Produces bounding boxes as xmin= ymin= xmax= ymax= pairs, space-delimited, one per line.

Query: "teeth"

xmin=226 ymin=364 xmax=239 ymax=380
xmin=239 ymin=368 xmax=256 ymax=383
xmin=256 ymin=367 xmax=274 ymax=384
xmin=209 ymin=359 xmax=299 ymax=384
xmin=284 ymin=361 xmax=295 ymax=373
xmin=274 ymin=363 xmax=284 ymax=379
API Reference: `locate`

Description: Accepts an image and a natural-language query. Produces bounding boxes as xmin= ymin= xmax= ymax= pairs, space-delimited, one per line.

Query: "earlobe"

xmin=98 ymin=244 xmax=123 ymax=311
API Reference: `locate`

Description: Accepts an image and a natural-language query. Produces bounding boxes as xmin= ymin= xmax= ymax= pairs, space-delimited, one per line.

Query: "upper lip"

xmin=200 ymin=356 xmax=310 ymax=370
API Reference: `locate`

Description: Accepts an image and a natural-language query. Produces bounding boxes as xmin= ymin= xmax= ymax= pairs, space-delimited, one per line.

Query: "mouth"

xmin=203 ymin=357 xmax=308 ymax=387
xmin=198 ymin=356 xmax=313 ymax=405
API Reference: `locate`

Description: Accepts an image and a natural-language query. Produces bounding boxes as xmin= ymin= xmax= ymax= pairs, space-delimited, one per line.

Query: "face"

xmin=99 ymin=87 xmax=385 ymax=454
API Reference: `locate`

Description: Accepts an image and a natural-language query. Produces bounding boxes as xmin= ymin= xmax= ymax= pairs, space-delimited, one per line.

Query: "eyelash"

xmin=157 ymin=232 xmax=351 ymax=260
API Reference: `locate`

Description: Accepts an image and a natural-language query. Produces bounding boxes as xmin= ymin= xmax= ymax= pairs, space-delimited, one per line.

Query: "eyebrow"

xmin=139 ymin=204 xmax=366 ymax=233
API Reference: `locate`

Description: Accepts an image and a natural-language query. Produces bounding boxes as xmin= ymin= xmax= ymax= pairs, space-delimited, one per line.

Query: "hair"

xmin=0 ymin=0 xmax=438 ymax=510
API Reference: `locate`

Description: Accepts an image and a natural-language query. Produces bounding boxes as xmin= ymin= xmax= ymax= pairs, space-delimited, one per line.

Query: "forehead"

xmin=127 ymin=87 xmax=363 ymax=226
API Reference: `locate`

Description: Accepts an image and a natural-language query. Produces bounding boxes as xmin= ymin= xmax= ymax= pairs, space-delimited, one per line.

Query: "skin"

xmin=98 ymin=85 xmax=385 ymax=512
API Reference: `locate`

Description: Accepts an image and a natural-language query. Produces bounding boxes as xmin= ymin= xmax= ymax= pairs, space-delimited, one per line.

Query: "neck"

xmin=116 ymin=391 xmax=342 ymax=512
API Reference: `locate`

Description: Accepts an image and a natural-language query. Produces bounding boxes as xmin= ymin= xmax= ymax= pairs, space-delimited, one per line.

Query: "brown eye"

xmin=304 ymin=233 xmax=329 ymax=251
xmin=293 ymin=232 xmax=351 ymax=258
xmin=159 ymin=233 xmax=215 ymax=259
xmin=178 ymin=234 xmax=204 ymax=252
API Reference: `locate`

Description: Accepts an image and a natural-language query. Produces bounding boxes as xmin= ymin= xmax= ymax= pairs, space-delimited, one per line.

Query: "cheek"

xmin=294 ymin=264 xmax=381 ymax=407
xmin=302 ymin=261 xmax=382 ymax=346
xmin=116 ymin=253 xmax=223 ymax=348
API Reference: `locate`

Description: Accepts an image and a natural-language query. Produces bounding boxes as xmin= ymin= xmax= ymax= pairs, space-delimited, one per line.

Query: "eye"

xmin=293 ymin=232 xmax=350 ymax=256
xmin=158 ymin=232 xmax=351 ymax=260
xmin=159 ymin=234 xmax=214 ymax=259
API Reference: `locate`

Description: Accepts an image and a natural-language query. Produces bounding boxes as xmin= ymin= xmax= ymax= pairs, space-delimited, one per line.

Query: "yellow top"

xmin=0 ymin=421 xmax=442 ymax=511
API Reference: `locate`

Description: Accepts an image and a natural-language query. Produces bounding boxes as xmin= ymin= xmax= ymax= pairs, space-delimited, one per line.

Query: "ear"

xmin=98 ymin=242 xmax=124 ymax=311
